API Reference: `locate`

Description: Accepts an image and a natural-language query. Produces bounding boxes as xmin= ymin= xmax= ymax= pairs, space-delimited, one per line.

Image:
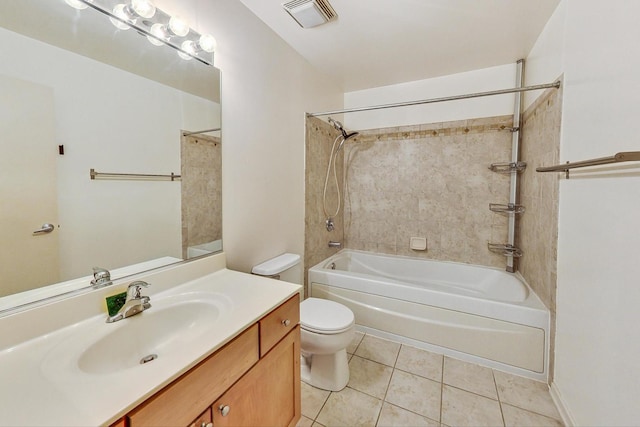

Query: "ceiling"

xmin=239 ymin=0 xmax=560 ymax=92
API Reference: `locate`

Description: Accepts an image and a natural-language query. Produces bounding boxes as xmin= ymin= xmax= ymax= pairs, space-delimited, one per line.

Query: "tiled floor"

xmin=298 ymin=333 xmax=563 ymax=427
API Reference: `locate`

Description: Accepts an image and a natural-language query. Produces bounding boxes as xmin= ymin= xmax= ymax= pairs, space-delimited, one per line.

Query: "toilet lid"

xmin=300 ymin=298 xmax=354 ymax=334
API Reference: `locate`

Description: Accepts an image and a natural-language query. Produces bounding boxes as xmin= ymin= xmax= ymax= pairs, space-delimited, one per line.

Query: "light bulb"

xmin=110 ymin=4 xmax=132 ymax=30
xmin=178 ymin=40 xmax=196 ymax=60
xmin=147 ymin=23 xmax=167 ymax=46
xmin=169 ymin=16 xmax=190 ymax=37
xmin=199 ymin=34 xmax=217 ymax=53
xmin=65 ymin=0 xmax=88 ymax=10
xmin=130 ymin=0 xmax=156 ymax=19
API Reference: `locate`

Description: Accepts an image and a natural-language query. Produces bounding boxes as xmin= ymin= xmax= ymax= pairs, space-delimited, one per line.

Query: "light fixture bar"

xmin=74 ymin=0 xmax=216 ymax=66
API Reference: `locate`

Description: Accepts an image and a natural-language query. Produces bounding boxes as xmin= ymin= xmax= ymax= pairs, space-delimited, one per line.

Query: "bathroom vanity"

xmin=121 ymin=295 xmax=300 ymax=427
xmin=0 ymin=253 xmax=301 ymax=427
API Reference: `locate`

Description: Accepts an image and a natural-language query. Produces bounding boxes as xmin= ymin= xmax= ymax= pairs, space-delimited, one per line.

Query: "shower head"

xmin=328 ymin=117 xmax=359 ymax=141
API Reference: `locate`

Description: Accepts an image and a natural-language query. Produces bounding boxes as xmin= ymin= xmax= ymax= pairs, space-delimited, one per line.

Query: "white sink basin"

xmin=79 ymin=294 xmax=225 ymax=374
xmin=43 ymin=291 xmax=232 ymax=377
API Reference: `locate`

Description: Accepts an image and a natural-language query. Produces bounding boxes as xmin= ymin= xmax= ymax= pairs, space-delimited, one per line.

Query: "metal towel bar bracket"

xmin=536 ymin=151 xmax=640 ymax=179
xmin=488 ymin=243 xmax=523 ymax=258
xmin=489 ymin=203 xmax=525 ymax=215
xmin=488 ymin=162 xmax=527 ymax=174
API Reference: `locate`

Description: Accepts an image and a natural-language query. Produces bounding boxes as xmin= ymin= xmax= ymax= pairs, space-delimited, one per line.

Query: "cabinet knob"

xmin=281 ymin=319 xmax=291 ymax=327
xmin=219 ymin=405 xmax=230 ymax=417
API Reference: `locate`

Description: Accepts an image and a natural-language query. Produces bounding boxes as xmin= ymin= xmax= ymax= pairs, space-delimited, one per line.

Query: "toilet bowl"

xmin=252 ymin=253 xmax=356 ymax=391
xmin=300 ymin=297 xmax=354 ymax=391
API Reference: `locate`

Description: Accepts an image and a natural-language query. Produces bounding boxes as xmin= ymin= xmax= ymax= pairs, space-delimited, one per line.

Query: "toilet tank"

xmin=252 ymin=253 xmax=302 ymax=284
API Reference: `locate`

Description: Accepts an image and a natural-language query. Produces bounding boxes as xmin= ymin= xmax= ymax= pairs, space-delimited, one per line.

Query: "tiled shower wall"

xmin=518 ymin=82 xmax=562 ymax=380
xmin=304 ymin=116 xmax=344 ymax=295
xmin=342 ymin=117 xmax=514 ymax=268
xmin=180 ymin=134 xmax=222 ymax=258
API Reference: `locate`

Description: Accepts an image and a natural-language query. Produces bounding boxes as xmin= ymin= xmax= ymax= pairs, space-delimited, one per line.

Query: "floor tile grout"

xmin=305 ymin=333 xmax=562 ymax=426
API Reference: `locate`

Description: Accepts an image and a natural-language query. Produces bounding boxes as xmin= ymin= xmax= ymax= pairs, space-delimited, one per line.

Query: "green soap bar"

xmin=106 ymin=292 xmax=127 ymax=316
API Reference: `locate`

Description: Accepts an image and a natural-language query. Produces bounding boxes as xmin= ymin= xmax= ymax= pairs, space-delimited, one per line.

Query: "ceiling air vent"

xmin=282 ymin=0 xmax=337 ymax=28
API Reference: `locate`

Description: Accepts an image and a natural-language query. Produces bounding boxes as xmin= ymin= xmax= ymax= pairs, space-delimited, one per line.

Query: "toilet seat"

xmin=301 ymin=298 xmax=354 ymax=334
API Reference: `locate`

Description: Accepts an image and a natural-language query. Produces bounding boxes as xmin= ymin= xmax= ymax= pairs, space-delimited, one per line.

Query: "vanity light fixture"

xmin=66 ymin=0 xmax=217 ymax=66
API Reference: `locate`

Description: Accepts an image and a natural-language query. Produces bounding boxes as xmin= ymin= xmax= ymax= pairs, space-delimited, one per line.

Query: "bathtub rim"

xmin=308 ymin=249 xmax=549 ymax=329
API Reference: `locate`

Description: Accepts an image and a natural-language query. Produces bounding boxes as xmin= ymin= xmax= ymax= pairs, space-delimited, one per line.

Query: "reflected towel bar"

xmin=536 ymin=151 xmax=640 ymax=179
xmin=90 ymin=169 xmax=181 ymax=181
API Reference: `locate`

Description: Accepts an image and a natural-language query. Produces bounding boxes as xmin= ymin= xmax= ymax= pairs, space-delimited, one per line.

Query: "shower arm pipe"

xmin=307 ymin=81 xmax=561 ymax=117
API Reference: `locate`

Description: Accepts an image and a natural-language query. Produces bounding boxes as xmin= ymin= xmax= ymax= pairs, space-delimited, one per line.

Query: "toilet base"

xmin=300 ymin=349 xmax=349 ymax=391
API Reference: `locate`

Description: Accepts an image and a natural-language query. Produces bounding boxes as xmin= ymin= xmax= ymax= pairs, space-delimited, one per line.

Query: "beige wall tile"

xmin=180 ymin=134 xmax=222 ymax=257
xmin=518 ymin=82 xmax=562 ymax=381
xmin=335 ymin=117 xmax=514 ymax=268
xmin=304 ymin=117 xmax=345 ymax=296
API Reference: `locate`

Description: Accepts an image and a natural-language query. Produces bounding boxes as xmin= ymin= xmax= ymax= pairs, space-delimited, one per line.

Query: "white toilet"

xmin=252 ymin=253 xmax=355 ymax=391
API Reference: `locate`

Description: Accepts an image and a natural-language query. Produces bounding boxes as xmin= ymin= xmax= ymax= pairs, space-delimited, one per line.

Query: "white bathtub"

xmin=308 ymin=250 xmax=549 ymax=380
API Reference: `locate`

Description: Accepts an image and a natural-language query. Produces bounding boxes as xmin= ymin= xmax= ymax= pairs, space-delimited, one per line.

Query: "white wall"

xmin=525 ymin=1 xmax=640 ymax=424
xmin=0 ymin=27 xmax=218 ymax=280
xmin=156 ymin=0 xmax=343 ymax=279
xmin=343 ymin=63 xmax=518 ymax=130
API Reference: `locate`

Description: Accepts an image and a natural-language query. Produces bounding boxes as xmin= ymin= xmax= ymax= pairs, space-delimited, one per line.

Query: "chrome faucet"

xmin=106 ymin=281 xmax=151 ymax=323
xmin=328 ymin=241 xmax=342 ymax=248
xmin=91 ymin=267 xmax=112 ymax=288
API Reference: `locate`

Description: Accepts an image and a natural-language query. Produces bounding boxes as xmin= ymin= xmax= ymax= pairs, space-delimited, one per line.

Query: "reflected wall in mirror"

xmin=181 ymin=133 xmax=222 ymax=259
xmin=0 ymin=0 xmax=222 ymax=313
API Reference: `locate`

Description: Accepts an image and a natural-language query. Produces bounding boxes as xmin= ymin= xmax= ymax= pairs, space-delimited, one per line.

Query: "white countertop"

xmin=0 ymin=265 xmax=301 ymax=426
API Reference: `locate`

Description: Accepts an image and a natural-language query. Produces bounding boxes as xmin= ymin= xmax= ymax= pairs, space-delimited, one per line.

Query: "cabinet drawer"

xmin=259 ymin=294 xmax=299 ymax=357
xmin=128 ymin=324 xmax=259 ymax=427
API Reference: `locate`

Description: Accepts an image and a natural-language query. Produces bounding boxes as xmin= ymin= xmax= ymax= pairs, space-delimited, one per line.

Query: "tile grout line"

xmin=440 ymin=355 xmax=445 ymax=424
xmin=374 ymin=335 xmax=401 ymax=426
xmin=492 ymin=369 xmax=507 ymax=427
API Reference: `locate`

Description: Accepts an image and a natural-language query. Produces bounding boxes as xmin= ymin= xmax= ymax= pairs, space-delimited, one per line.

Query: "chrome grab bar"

xmin=32 ymin=223 xmax=55 ymax=235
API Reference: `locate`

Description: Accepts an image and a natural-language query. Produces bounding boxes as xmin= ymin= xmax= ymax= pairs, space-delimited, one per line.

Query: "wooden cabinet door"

xmin=213 ymin=326 xmax=301 ymax=427
xmin=188 ymin=407 xmax=212 ymax=427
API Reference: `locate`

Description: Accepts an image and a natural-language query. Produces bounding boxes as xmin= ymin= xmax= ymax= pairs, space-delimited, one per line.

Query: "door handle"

xmin=33 ymin=223 xmax=55 ymax=235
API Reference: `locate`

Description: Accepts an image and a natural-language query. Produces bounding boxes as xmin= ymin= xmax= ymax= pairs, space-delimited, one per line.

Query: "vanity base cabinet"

xmin=125 ymin=295 xmax=300 ymax=427
xmin=213 ymin=325 xmax=301 ymax=427
xmin=127 ymin=324 xmax=259 ymax=427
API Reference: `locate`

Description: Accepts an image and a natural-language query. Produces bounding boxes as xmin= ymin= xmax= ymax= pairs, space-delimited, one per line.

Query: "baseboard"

xmin=550 ymin=382 xmax=576 ymax=427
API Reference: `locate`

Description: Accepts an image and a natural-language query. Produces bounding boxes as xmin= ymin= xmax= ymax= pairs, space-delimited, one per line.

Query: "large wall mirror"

xmin=0 ymin=0 xmax=222 ymax=314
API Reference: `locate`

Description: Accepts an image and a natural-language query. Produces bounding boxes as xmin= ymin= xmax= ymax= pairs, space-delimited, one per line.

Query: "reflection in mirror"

xmin=0 ymin=0 xmax=221 ymax=314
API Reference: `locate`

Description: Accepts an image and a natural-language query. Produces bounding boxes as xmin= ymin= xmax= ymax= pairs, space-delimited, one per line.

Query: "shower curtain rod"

xmin=307 ymin=81 xmax=561 ymax=117
xmin=182 ymin=128 xmax=221 ymax=136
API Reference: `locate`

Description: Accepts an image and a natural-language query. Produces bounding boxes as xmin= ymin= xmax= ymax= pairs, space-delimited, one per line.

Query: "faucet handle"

xmin=127 ymin=281 xmax=150 ymax=299
xmin=91 ymin=267 xmax=111 ymax=287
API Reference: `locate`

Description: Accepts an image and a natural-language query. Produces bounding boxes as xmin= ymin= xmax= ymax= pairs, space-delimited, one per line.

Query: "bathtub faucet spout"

xmin=328 ymin=241 xmax=342 ymax=248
